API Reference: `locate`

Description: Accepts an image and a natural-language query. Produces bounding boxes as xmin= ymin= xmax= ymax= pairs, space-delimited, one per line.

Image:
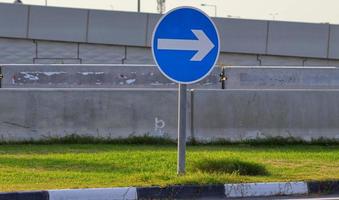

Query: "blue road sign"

xmin=152 ymin=7 xmax=220 ymax=84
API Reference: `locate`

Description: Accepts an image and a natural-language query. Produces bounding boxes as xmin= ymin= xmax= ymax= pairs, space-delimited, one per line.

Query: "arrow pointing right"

xmin=157 ymin=29 xmax=215 ymax=61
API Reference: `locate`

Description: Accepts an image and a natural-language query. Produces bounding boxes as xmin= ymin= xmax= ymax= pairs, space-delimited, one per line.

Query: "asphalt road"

xmin=261 ymin=195 xmax=339 ymax=200
xmin=197 ymin=194 xmax=339 ymax=200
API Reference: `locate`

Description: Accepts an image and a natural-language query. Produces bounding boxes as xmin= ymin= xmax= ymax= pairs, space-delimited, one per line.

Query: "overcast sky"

xmin=2 ymin=0 xmax=339 ymax=24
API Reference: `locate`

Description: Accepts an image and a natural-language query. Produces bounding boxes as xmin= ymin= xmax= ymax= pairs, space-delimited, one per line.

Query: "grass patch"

xmin=193 ymin=158 xmax=269 ymax=176
xmin=0 ymin=144 xmax=338 ymax=192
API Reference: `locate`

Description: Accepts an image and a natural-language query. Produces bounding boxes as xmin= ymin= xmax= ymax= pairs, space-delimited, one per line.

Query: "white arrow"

xmin=157 ymin=29 xmax=215 ymax=61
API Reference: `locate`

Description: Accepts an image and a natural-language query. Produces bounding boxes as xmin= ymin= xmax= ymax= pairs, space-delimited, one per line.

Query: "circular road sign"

xmin=152 ymin=7 xmax=220 ymax=84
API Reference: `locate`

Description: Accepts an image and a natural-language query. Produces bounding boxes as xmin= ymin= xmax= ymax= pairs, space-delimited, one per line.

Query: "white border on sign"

xmin=151 ymin=6 xmax=220 ymax=85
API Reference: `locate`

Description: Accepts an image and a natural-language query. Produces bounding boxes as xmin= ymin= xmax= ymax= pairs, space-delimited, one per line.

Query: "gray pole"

xmin=177 ymin=83 xmax=187 ymax=175
xmin=137 ymin=0 xmax=140 ymax=12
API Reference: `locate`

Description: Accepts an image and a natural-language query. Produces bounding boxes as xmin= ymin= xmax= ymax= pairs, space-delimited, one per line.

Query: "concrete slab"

xmin=267 ymin=21 xmax=329 ymax=58
xmin=28 ymin=6 xmax=87 ymax=42
xmin=124 ymin=47 xmax=154 ymax=64
xmin=328 ymin=25 xmax=339 ymax=59
xmin=88 ymin=10 xmax=147 ymax=46
xmin=0 ymin=38 xmax=35 ymax=64
xmin=37 ymin=41 xmax=78 ymax=59
xmin=0 ymin=89 xmax=180 ymax=141
xmin=146 ymin=13 xmax=161 ymax=47
xmin=192 ymin=89 xmax=339 ymax=141
xmin=0 ymin=3 xmax=28 ymax=38
xmin=214 ymin=18 xmax=268 ymax=54
xmin=79 ymin=44 xmax=125 ymax=64
xmin=1 ymin=64 xmax=218 ymax=88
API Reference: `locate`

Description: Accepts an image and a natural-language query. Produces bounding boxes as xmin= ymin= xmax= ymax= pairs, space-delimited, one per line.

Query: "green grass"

xmin=0 ymin=144 xmax=338 ymax=192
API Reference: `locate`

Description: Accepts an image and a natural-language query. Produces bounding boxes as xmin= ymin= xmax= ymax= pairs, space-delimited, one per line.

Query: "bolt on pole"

xmin=177 ymin=83 xmax=187 ymax=175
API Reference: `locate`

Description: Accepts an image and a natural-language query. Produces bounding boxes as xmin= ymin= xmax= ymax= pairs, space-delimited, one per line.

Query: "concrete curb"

xmin=0 ymin=181 xmax=338 ymax=200
xmin=136 ymin=185 xmax=225 ymax=199
xmin=0 ymin=191 xmax=49 ymax=200
xmin=308 ymin=181 xmax=339 ymax=194
xmin=49 ymin=187 xmax=137 ymax=200
xmin=224 ymin=182 xmax=308 ymax=198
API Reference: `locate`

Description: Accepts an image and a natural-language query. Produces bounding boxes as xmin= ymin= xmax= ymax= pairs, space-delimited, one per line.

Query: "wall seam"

xmin=77 ymin=43 xmax=80 ymax=59
xmin=26 ymin=5 xmax=31 ymax=38
xmin=0 ymin=67 xmax=2 ymax=88
xmin=85 ymin=10 xmax=90 ymax=43
xmin=256 ymin=55 xmax=262 ymax=66
xmin=265 ymin=21 xmax=270 ymax=54
xmin=145 ymin=14 xmax=150 ymax=46
xmin=302 ymin=58 xmax=307 ymax=66
xmin=327 ymin=24 xmax=331 ymax=59
xmin=122 ymin=46 xmax=127 ymax=64
xmin=34 ymin=40 xmax=38 ymax=63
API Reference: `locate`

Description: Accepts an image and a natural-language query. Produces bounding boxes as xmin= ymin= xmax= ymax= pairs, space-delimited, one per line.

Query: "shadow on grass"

xmin=193 ymin=158 xmax=269 ymax=176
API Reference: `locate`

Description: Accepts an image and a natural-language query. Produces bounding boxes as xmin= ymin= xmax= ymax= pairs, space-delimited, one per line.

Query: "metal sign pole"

xmin=177 ymin=83 xmax=187 ymax=175
xmin=152 ymin=7 xmax=220 ymax=175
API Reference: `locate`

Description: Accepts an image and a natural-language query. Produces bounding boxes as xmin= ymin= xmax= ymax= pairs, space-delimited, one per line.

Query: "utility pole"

xmin=157 ymin=0 xmax=165 ymax=14
xmin=137 ymin=0 xmax=140 ymax=12
xmin=269 ymin=13 xmax=279 ymax=20
xmin=201 ymin=3 xmax=217 ymax=17
xmin=13 ymin=0 xmax=23 ymax=4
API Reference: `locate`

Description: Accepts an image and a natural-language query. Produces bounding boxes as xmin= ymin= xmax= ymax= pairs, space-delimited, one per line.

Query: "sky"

xmin=2 ymin=0 xmax=339 ymax=24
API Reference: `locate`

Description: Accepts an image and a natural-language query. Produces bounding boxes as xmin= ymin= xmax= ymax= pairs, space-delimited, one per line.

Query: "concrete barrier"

xmin=0 ymin=89 xmax=181 ymax=141
xmin=225 ymin=66 xmax=339 ymax=89
xmin=192 ymin=89 xmax=339 ymax=141
xmin=0 ymin=88 xmax=339 ymax=142
xmin=3 ymin=65 xmax=339 ymax=89
xmin=1 ymin=3 xmax=338 ymax=60
xmin=1 ymin=64 xmax=219 ymax=88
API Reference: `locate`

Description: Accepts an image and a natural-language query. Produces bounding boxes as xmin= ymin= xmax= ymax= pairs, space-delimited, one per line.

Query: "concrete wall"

xmin=0 ymin=89 xmax=180 ymax=141
xmin=224 ymin=66 xmax=339 ymax=89
xmin=0 ymin=89 xmax=338 ymax=142
xmin=1 ymin=3 xmax=339 ymax=64
xmin=192 ymin=89 xmax=339 ymax=141
xmin=2 ymin=37 xmax=339 ymax=66
xmin=4 ymin=65 xmax=339 ymax=89
xmin=1 ymin=64 xmax=220 ymax=88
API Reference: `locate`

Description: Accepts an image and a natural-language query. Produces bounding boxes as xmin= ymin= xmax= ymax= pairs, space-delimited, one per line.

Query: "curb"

xmin=137 ymin=185 xmax=225 ymax=199
xmin=224 ymin=182 xmax=308 ymax=198
xmin=0 ymin=181 xmax=338 ymax=200
xmin=49 ymin=187 xmax=137 ymax=200
xmin=308 ymin=181 xmax=339 ymax=194
xmin=0 ymin=191 xmax=49 ymax=200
